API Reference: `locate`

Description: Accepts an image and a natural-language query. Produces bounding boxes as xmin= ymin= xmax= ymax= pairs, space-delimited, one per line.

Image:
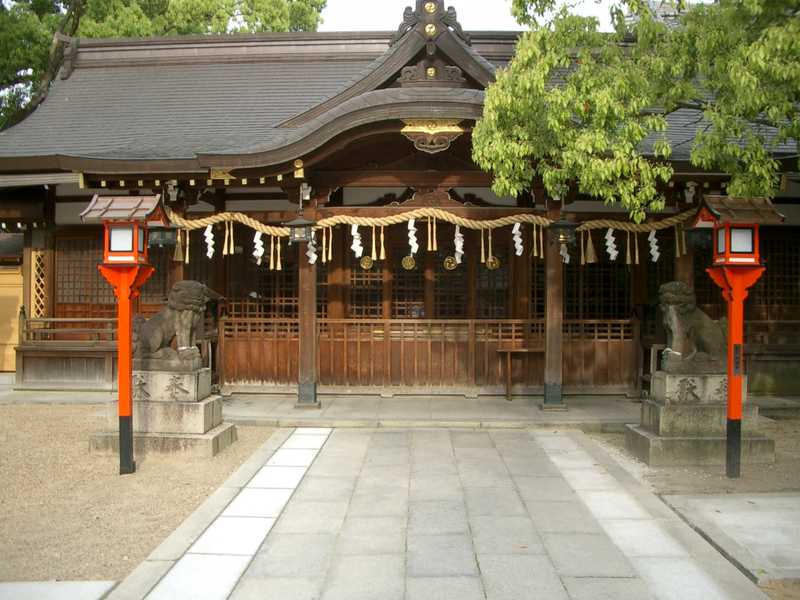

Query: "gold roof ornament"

xmin=443 ymin=256 xmax=458 ymax=271
xmin=210 ymin=168 xmax=235 ymax=181
xmin=402 ymin=255 xmax=416 ymax=270
xmin=401 ymin=119 xmax=464 ymax=154
xmin=424 ymin=2 xmax=437 ymax=14
xmin=425 ymin=23 xmax=437 ymax=36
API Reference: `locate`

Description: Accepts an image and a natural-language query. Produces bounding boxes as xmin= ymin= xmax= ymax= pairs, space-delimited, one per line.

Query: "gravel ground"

xmin=591 ymin=416 xmax=800 ymax=600
xmin=0 ymin=403 xmax=274 ymax=582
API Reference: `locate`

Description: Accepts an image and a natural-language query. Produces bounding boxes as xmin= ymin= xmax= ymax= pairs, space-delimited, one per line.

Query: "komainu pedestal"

xmin=625 ymin=282 xmax=774 ymax=466
xmin=625 ymin=372 xmax=774 ymax=466
xmin=91 ymin=281 xmax=236 ymax=458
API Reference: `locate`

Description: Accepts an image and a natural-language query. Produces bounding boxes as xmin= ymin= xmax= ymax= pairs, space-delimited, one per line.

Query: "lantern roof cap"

xmin=284 ymin=215 xmax=316 ymax=227
xmin=80 ymin=194 xmax=165 ymax=223
xmin=701 ymin=195 xmax=785 ymax=225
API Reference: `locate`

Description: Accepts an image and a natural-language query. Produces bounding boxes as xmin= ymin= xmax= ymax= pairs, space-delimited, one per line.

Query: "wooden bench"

xmin=496 ymin=346 xmax=545 ymax=401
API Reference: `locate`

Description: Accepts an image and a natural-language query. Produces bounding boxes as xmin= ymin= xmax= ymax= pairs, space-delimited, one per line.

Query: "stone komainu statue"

xmin=133 ymin=280 xmax=216 ymax=369
xmin=659 ymin=281 xmax=727 ymax=374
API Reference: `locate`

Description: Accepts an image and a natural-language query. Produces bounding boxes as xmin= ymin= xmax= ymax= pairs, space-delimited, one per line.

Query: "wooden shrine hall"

xmin=0 ymin=0 xmax=797 ymax=405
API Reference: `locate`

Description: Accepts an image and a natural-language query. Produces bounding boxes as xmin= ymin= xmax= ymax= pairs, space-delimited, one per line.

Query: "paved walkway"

xmin=666 ymin=493 xmax=800 ymax=583
xmin=113 ymin=427 xmax=767 ymax=600
xmin=223 ymin=394 xmax=641 ymax=429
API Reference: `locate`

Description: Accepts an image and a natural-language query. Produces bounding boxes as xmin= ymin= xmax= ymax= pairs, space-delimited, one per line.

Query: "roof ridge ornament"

xmin=390 ymin=1 xmax=471 ymax=47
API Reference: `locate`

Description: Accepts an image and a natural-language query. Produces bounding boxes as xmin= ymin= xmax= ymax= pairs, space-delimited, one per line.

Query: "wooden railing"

xmin=19 ymin=310 xmax=117 ymax=345
xmin=218 ymin=317 xmax=639 ymax=392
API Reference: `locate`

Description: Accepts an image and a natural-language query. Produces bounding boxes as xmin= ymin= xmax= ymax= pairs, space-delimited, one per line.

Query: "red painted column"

xmin=707 ymin=265 xmax=764 ymax=478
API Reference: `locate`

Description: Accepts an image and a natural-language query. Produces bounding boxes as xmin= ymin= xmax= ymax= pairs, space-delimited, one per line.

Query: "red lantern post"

xmin=81 ymin=195 xmax=167 ymax=474
xmin=691 ymin=196 xmax=784 ymax=478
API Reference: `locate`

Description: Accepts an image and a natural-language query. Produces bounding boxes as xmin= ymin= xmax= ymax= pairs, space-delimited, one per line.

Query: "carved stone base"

xmin=641 ymin=399 xmax=760 ymax=437
xmin=107 ymin=395 xmax=223 ymax=434
xmin=90 ymin=422 xmax=237 ymax=458
xmin=628 ymin=370 xmax=775 ymax=466
xmin=625 ymin=424 xmax=775 ymax=467
xmin=132 ymin=368 xmax=211 ymax=403
xmin=651 ymin=371 xmax=739 ymax=405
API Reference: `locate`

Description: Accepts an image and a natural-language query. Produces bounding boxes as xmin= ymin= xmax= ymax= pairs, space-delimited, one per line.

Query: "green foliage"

xmin=474 ymin=0 xmax=800 ymax=222
xmin=0 ymin=0 xmax=326 ymax=127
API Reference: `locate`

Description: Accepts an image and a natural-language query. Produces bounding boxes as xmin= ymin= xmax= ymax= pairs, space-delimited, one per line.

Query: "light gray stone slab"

xmin=407 ymin=533 xmax=478 ymax=576
xmin=463 ymin=487 xmax=526 ymax=516
xmin=515 ymin=476 xmax=577 ymax=502
xmin=560 ymin=467 xmax=620 ymax=491
xmin=364 ymin=447 xmax=411 ymax=467
xmin=409 ymin=500 xmax=469 ymax=534
xmin=470 ymin=515 xmax=545 ymax=555
xmin=409 ymin=474 xmax=463 ymax=501
xmin=357 ymin=464 xmax=410 ymax=489
xmin=601 ymin=519 xmax=688 ymax=558
xmin=107 ymin=560 xmax=174 ymax=600
xmin=406 ymin=576 xmax=485 ymax=600
xmin=451 ymin=432 xmax=494 ymax=447
xmin=321 ymin=555 xmax=404 ymax=600
xmin=230 ymin=577 xmax=324 ymax=600
xmin=146 ymin=553 xmax=251 ymax=600
xmin=273 ymin=500 xmax=348 ymax=534
xmin=411 ymin=459 xmax=459 ymax=476
xmin=633 ymin=556 xmax=765 ymax=600
xmin=369 ymin=431 xmax=410 ymax=447
xmin=306 ymin=457 xmax=363 ymax=478
xmin=293 ymin=476 xmax=356 ymax=502
xmin=561 ymin=576 xmax=653 ymax=600
xmin=336 ymin=516 xmax=407 ymax=555
xmin=0 ymin=581 xmax=116 ymax=600
xmin=267 ymin=448 xmax=319 ymax=467
xmin=458 ymin=466 xmax=514 ymax=488
xmin=502 ymin=456 xmax=561 ymax=476
xmin=524 ymin=500 xmax=603 ymax=533
xmin=546 ymin=449 xmax=600 ymax=470
xmin=189 ymin=516 xmax=275 ymax=556
xmin=247 ymin=465 xmax=308 ymax=489
xmin=244 ymin=533 xmax=336 ymax=578
xmin=477 ymin=554 xmax=568 ymax=600
xmin=223 ymin=488 xmax=294 ymax=518
xmin=349 ymin=486 xmax=409 ymax=517
xmin=282 ymin=434 xmax=328 ymax=450
xmin=578 ymin=490 xmax=651 ymax=520
xmin=542 ymin=532 xmax=635 ymax=577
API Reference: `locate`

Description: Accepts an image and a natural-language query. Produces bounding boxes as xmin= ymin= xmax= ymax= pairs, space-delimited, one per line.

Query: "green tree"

xmin=472 ymin=0 xmax=800 ymax=222
xmin=0 ymin=0 xmax=326 ymax=127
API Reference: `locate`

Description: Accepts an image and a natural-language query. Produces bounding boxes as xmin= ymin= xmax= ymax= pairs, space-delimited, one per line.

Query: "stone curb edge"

xmin=102 ymin=427 xmax=294 ymax=600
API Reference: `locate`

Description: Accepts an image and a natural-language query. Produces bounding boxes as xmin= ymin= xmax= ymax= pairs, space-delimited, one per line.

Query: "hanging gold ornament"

xmin=443 ymin=256 xmax=458 ymax=271
xmin=486 ymin=256 xmax=501 ymax=270
xmin=360 ymin=256 xmax=375 ymax=270
xmin=402 ymin=255 xmax=416 ymax=270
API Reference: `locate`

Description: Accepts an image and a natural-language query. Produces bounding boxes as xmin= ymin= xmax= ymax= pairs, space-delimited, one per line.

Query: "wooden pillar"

xmin=327 ymin=227 xmax=346 ymax=319
xmin=296 ymin=191 xmax=318 ymax=407
xmin=544 ymin=217 xmax=566 ymax=409
xmin=297 ymin=238 xmax=319 ymax=407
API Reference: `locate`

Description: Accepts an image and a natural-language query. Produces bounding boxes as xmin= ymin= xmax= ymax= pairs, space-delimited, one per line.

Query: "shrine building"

xmin=0 ymin=0 xmax=797 ymax=404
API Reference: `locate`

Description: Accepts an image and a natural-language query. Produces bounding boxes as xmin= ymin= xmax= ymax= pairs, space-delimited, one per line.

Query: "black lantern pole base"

xmin=726 ymin=418 xmax=741 ymax=479
xmin=119 ymin=415 xmax=136 ymax=475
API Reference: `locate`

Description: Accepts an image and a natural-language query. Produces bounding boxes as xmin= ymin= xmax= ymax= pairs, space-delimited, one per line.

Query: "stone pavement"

xmin=112 ymin=426 xmax=768 ymax=600
xmin=665 ymin=493 xmax=800 ymax=583
xmin=222 ymin=394 xmax=641 ymax=429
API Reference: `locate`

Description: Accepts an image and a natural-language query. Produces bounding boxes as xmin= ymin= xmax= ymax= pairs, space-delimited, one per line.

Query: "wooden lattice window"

xmin=530 ymin=260 xmax=545 ymax=319
xmin=226 ymin=225 xmax=298 ymax=318
xmin=747 ymin=227 xmax=800 ymax=319
xmin=140 ymin=245 xmax=170 ymax=305
xmin=476 ymin=235 xmax=509 ymax=319
xmin=55 ymin=234 xmax=115 ymax=316
xmin=185 ymin=227 xmax=214 ymax=287
xmin=390 ymin=225 xmax=426 ymax=318
xmin=433 ymin=227 xmax=467 ymax=318
xmin=349 ymin=258 xmax=383 ymax=318
xmin=30 ymin=250 xmax=49 ymax=318
xmin=565 ymin=258 xmax=631 ymax=320
xmin=317 ymin=259 xmax=329 ymax=319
